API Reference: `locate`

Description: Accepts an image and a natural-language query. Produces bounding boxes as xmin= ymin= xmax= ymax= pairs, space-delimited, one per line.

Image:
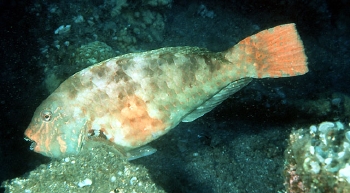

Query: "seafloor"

xmin=1 ymin=0 xmax=350 ymax=193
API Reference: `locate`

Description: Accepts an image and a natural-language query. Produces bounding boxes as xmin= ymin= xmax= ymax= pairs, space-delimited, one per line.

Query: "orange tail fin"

xmin=223 ymin=23 xmax=308 ymax=78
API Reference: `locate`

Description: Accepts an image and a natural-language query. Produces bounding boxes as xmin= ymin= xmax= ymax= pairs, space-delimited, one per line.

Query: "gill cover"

xmin=24 ymin=94 xmax=87 ymax=158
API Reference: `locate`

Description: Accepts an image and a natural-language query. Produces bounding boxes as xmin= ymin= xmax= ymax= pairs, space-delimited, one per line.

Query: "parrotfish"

xmin=24 ymin=23 xmax=308 ymax=158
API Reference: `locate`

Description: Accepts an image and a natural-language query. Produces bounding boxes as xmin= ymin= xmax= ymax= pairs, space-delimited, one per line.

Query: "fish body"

xmin=24 ymin=24 xmax=308 ymax=158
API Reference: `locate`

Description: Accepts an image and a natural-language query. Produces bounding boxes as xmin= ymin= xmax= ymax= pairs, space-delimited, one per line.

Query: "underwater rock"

xmin=73 ymin=41 xmax=116 ymax=68
xmin=1 ymin=141 xmax=165 ymax=193
xmin=284 ymin=121 xmax=350 ymax=193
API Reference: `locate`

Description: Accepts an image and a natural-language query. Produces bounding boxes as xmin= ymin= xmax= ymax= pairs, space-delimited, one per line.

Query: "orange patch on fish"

xmin=120 ymin=95 xmax=166 ymax=145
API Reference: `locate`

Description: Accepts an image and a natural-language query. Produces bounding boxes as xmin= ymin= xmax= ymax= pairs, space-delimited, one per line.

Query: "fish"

xmin=24 ymin=23 xmax=308 ymax=158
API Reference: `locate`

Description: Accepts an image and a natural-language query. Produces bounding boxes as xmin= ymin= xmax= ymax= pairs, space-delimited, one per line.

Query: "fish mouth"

xmin=24 ymin=136 xmax=37 ymax=151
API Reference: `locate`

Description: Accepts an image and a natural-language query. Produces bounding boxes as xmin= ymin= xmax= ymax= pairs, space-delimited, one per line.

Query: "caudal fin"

xmin=223 ymin=23 xmax=308 ymax=78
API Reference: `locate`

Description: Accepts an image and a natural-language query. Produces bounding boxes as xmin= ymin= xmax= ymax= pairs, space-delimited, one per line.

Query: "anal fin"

xmin=182 ymin=78 xmax=252 ymax=122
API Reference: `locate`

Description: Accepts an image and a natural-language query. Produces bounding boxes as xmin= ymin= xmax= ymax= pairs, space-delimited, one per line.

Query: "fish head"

xmin=24 ymin=94 xmax=87 ymax=158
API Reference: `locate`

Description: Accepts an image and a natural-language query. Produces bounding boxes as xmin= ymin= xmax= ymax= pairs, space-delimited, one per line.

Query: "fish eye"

xmin=41 ymin=110 xmax=52 ymax=122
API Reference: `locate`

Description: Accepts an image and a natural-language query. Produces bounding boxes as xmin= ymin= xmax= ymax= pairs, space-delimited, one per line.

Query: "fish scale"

xmin=24 ymin=23 xmax=308 ymax=158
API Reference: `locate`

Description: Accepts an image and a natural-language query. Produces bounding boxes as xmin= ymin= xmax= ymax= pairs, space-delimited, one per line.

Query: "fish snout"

xmin=24 ymin=127 xmax=42 ymax=153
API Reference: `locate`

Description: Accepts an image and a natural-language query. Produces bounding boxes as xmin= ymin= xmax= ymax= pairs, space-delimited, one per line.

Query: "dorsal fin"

xmin=182 ymin=78 xmax=252 ymax=122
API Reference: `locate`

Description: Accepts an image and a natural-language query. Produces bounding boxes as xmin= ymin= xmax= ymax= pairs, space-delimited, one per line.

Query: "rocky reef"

xmin=2 ymin=140 xmax=165 ymax=193
xmin=284 ymin=121 xmax=350 ymax=192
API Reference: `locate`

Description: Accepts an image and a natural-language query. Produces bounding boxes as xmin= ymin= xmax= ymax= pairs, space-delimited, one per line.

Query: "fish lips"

xmin=24 ymin=136 xmax=37 ymax=151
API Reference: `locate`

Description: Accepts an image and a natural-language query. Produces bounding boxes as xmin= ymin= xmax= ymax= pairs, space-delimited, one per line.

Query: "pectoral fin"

xmin=182 ymin=78 xmax=252 ymax=122
xmin=126 ymin=145 xmax=157 ymax=161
